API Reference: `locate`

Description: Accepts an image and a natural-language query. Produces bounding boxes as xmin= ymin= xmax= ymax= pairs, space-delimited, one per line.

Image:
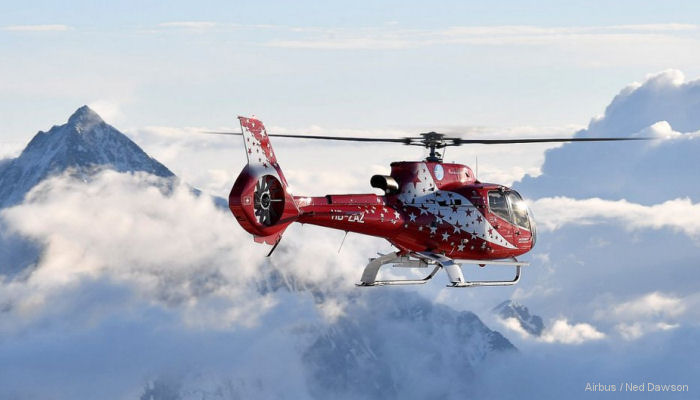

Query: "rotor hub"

xmin=420 ymin=132 xmax=447 ymax=162
xmin=253 ymin=175 xmax=284 ymax=226
xmin=260 ymin=192 xmax=271 ymax=209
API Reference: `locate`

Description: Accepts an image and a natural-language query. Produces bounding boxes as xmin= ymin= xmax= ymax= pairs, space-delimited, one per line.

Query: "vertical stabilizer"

xmin=229 ymin=117 xmax=298 ymax=244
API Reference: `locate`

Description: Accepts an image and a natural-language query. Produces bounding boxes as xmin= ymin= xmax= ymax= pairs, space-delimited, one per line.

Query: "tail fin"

xmin=229 ymin=116 xmax=299 ymax=244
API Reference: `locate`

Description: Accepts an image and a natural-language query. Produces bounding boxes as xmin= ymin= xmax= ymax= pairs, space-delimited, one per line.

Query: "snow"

xmin=0 ymin=105 xmax=173 ymax=209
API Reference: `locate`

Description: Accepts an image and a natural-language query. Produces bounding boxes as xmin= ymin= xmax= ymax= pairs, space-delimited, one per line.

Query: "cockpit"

xmin=487 ymin=189 xmax=537 ymax=246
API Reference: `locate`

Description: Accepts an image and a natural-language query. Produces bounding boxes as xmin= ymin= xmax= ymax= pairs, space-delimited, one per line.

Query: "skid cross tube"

xmin=356 ymin=252 xmax=441 ymax=286
xmin=444 ymin=257 xmax=527 ymax=288
xmin=356 ymin=252 xmax=528 ymax=288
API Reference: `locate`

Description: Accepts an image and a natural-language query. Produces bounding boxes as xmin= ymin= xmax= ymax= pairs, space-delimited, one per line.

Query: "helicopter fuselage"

xmin=294 ymin=161 xmax=536 ymax=260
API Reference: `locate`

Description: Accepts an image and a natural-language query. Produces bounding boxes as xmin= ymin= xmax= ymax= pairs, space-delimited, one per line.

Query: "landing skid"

xmin=356 ymin=252 xmax=528 ymax=288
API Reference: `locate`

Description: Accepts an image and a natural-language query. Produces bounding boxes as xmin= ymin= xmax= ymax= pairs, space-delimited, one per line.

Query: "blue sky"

xmin=3 ymin=1 xmax=700 ymax=147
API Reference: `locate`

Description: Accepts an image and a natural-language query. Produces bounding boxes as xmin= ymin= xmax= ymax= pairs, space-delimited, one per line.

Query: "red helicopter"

xmin=210 ymin=117 xmax=648 ymax=288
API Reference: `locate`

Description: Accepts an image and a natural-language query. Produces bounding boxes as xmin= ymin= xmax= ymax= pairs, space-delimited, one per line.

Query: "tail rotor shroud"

xmin=254 ymin=175 xmax=285 ymax=226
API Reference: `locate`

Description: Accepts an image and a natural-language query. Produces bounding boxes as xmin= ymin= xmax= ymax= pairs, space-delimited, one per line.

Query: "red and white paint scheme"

xmin=229 ymin=117 xmax=538 ymax=287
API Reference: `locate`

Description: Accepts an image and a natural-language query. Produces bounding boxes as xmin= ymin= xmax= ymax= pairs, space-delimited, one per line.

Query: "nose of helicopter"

xmin=528 ymin=206 xmax=537 ymax=249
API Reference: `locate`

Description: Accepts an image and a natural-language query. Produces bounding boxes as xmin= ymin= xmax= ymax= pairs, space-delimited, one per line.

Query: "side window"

xmin=507 ymin=191 xmax=530 ymax=229
xmin=488 ymin=191 xmax=510 ymax=221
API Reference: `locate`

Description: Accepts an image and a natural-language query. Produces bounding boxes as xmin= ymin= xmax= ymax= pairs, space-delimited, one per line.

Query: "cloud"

xmin=500 ymin=317 xmax=531 ymax=339
xmin=0 ymin=168 xmax=386 ymax=332
xmin=518 ymin=69 xmax=700 ymax=203
xmin=158 ymin=21 xmax=217 ymax=29
xmin=498 ymin=316 xmax=605 ymax=345
xmin=609 ymin=292 xmax=686 ymax=320
xmin=88 ymin=99 xmax=125 ymax=124
xmin=316 ymin=297 xmax=346 ymax=323
xmin=265 ymin=24 xmax=700 ymax=50
xmin=633 ymin=120 xmax=700 ymax=143
xmin=529 ymin=196 xmax=700 ymax=239
xmin=0 ymin=168 xmax=394 ymax=398
xmin=0 ymin=170 xmax=271 ymax=330
xmin=2 ymin=24 xmax=71 ymax=32
xmin=593 ymin=292 xmax=687 ymax=340
xmin=615 ymin=321 xmax=679 ymax=341
xmin=539 ymin=318 xmax=605 ymax=344
xmin=0 ymin=142 xmax=24 ymax=160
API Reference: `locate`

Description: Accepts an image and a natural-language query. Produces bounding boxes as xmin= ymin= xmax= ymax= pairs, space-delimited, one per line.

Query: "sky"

xmin=2 ymin=2 xmax=700 ymax=398
xmin=3 ymin=0 xmax=700 ymax=147
xmin=4 ymin=0 xmax=700 ymax=195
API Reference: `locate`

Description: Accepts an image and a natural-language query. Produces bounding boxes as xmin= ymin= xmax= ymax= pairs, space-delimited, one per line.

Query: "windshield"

xmin=507 ymin=191 xmax=530 ymax=230
xmin=487 ymin=191 xmax=510 ymax=221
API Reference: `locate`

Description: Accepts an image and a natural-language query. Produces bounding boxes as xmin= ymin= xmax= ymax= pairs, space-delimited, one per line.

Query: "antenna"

xmin=338 ymin=231 xmax=349 ymax=253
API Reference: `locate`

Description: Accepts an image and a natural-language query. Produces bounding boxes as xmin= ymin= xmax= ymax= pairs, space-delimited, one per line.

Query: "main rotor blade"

xmin=202 ymin=131 xmax=656 ymax=146
xmin=450 ymin=137 xmax=653 ymax=145
xmin=202 ymin=131 xmax=411 ymax=144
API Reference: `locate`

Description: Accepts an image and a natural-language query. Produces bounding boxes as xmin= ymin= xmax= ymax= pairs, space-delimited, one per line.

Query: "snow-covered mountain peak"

xmin=0 ymin=106 xmax=173 ymax=208
xmin=66 ymin=105 xmax=104 ymax=132
xmin=493 ymin=300 xmax=544 ymax=336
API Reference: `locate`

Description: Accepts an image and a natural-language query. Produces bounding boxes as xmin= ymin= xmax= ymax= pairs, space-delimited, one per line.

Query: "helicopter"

xmin=208 ymin=117 xmax=649 ymax=288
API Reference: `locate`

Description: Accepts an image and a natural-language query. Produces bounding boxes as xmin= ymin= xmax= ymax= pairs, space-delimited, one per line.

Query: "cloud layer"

xmin=518 ymin=70 xmax=700 ymax=203
xmin=530 ymin=196 xmax=700 ymax=239
xmin=0 ymin=170 xmax=275 ymax=331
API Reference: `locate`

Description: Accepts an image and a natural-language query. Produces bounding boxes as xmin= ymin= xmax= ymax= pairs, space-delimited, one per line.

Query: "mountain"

xmin=492 ymin=300 xmax=544 ymax=336
xmin=0 ymin=105 xmax=173 ymax=209
xmin=304 ymin=291 xmax=514 ymax=400
xmin=135 ymin=290 xmax=515 ymax=400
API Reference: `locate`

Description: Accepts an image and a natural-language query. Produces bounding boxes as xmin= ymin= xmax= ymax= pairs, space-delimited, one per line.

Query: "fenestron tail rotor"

xmin=253 ymin=175 xmax=285 ymax=226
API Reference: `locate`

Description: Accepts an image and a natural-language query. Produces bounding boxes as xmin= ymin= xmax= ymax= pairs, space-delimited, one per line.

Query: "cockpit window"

xmin=507 ymin=191 xmax=530 ymax=230
xmin=488 ymin=191 xmax=510 ymax=221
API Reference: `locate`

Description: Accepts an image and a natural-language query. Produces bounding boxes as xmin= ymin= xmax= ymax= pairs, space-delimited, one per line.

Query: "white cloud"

xmin=529 ymin=197 xmax=700 ymax=239
xmin=519 ymin=70 xmax=700 ymax=202
xmin=0 ymin=170 xmax=270 ymax=330
xmin=633 ymin=120 xmax=700 ymax=143
xmin=497 ymin=314 xmax=605 ymax=345
xmin=609 ymin=292 xmax=686 ymax=320
xmin=2 ymin=24 xmax=71 ymax=32
xmin=265 ymin=24 xmax=700 ymax=50
xmin=0 ymin=168 xmax=387 ymax=333
xmin=539 ymin=318 xmax=605 ymax=344
xmin=500 ymin=317 xmax=531 ymax=339
xmin=0 ymin=142 xmax=24 ymax=160
xmin=88 ymin=99 xmax=125 ymax=124
xmin=316 ymin=297 xmax=346 ymax=323
xmin=593 ymin=292 xmax=687 ymax=341
xmin=616 ymin=321 xmax=679 ymax=341
xmin=158 ymin=21 xmax=217 ymax=29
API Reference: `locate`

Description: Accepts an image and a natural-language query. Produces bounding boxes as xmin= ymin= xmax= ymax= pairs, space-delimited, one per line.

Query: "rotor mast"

xmin=421 ymin=132 xmax=446 ymax=162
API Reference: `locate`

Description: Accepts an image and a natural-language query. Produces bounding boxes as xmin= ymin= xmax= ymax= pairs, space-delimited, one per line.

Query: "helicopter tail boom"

xmin=229 ymin=117 xmax=300 ymax=245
